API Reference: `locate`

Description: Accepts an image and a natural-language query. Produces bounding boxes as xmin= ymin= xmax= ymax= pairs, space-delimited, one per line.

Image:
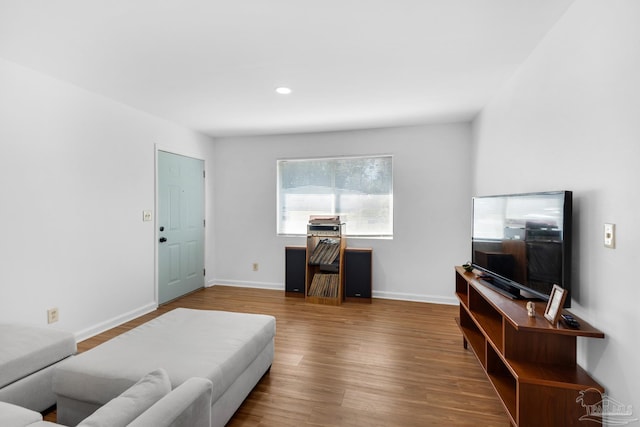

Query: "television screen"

xmin=471 ymin=191 xmax=572 ymax=306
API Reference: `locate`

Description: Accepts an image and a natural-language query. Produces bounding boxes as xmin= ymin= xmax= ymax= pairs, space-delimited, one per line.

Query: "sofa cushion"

xmin=22 ymin=423 xmax=59 ymax=426
xmin=27 ymin=421 xmax=61 ymax=427
xmin=76 ymin=368 xmax=171 ymax=427
xmin=0 ymin=401 xmax=42 ymax=426
xmin=0 ymin=324 xmax=76 ymax=388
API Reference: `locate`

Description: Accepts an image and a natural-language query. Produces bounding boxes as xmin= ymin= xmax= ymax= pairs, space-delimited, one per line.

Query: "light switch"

xmin=143 ymin=210 xmax=153 ymax=222
xmin=604 ymin=223 xmax=615 ymax=248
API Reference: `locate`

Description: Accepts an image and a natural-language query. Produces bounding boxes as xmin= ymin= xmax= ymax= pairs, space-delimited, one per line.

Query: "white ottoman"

xmin=53 ymin=308 xmax=275 ymax=427
xmin=0 ymin=324 xmax=76 ymax=412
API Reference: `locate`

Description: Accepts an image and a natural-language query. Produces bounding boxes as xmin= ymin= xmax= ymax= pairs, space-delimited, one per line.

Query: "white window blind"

xmin=277 ymin=155 xmax=393 ymax=237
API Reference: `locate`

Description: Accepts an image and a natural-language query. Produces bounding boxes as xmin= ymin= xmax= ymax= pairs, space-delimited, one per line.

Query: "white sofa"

xmin=53 ymin=309 xmax=276 ymax=427
xmin=0 ymin=369 xmax=212 ymax=427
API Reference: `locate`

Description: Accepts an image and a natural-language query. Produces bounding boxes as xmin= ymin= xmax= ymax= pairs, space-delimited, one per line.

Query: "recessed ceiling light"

xmin=275 ymin=87 xmax=292 ymax=95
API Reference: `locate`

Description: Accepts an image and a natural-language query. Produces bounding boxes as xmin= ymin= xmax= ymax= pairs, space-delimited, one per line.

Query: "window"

xmin=277 ymin=155 xmax=393 ymax=237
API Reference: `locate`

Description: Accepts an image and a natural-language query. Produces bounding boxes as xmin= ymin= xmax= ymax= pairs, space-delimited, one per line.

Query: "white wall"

xmin=212 ymin=123 xmax=472 ymax=303
xmin=0 ymin=58 xmax=215 ymax=340
xmin=473 ymin=0 xmax=640 ymax=420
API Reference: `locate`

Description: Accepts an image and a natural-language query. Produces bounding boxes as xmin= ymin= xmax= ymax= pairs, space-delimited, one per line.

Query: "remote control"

xmin=561 ymin=313 xmax=580 ymax=329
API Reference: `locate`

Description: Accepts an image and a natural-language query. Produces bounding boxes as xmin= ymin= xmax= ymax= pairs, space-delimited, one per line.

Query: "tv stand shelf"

xmin=454 ymin=266 xmax=604 ymax=426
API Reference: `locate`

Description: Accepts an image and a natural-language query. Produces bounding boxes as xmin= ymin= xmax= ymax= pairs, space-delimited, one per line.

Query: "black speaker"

xmin=345 ymin=248 xmax=372 ymax=301
xmin=285 ymin=247 xmax=306 ymax=295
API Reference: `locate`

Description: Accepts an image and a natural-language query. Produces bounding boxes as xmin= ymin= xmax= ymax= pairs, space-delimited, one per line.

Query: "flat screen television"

xmin=471 ymin=190 xmax=572 ymax=307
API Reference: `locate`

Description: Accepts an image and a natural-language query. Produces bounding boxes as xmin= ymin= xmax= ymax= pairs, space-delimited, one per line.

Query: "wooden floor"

xmin=44 ymin=286 xmax=509 ymax=426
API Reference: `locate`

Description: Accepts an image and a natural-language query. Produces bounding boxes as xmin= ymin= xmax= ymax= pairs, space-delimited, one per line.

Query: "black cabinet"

xmin=344 ymin=248 xmax=372 ymax=302
xmin=285 ymin=246 xmax=306 ymax=296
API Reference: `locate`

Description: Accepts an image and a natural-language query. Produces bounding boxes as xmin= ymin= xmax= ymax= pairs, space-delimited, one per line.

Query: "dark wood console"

xmin=454 ymin=266 xmax=604 ymax=426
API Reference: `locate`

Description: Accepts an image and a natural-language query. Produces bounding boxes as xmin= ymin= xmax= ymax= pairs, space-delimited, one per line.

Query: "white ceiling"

xmin=0 ymin=0 xmax=574 ymax=137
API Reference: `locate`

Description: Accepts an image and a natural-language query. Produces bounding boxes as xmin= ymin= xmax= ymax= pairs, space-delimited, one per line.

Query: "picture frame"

xmin=544 ymin=284 xmax=567 ymax=324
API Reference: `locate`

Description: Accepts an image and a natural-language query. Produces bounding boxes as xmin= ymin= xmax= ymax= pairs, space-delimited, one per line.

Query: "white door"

xmin=157 ymin=150 xmax=205 ymax=304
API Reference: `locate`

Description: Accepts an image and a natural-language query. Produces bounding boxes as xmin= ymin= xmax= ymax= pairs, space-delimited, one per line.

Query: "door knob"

xmin=159 ymin=237 xmax=167 ymax=243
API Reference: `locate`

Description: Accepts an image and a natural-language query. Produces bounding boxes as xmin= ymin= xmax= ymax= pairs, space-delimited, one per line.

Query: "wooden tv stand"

xmin=454 ymin=266 xmax=605 ymax=426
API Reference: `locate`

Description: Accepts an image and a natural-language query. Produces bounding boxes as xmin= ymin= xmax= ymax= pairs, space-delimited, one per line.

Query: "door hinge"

xmin=203 ymin=170 xmax=205 ymax=178
xmin=203 ymin=219 xmax=206 ymax=227
xmin=203 ymin=268 xmax=206 ymax=276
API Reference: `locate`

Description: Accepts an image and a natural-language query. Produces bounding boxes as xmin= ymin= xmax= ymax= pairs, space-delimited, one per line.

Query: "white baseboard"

xmin=207 ymin=279 xmax=284 ymax=291
xmin=372 ymin=290 xmax=458 ymax=305
xmin=207 ymin=279 xmax=457 ymax=305
xmin=74 ymin=302 xmax=158 ymax=343
xmin=71 ymin=287 xmax=455 ymax=344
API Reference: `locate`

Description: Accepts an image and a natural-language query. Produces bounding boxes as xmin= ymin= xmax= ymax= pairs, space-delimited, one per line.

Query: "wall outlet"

xmin=47 ymin=307 xmax=59 ymax=324
xmin=252 ymin=263 xmax=259 ymax=271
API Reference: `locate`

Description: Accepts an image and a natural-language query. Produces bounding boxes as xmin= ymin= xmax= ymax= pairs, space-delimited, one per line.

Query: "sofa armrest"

xmin=128 ymin=377 xmax=213 ymax=427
